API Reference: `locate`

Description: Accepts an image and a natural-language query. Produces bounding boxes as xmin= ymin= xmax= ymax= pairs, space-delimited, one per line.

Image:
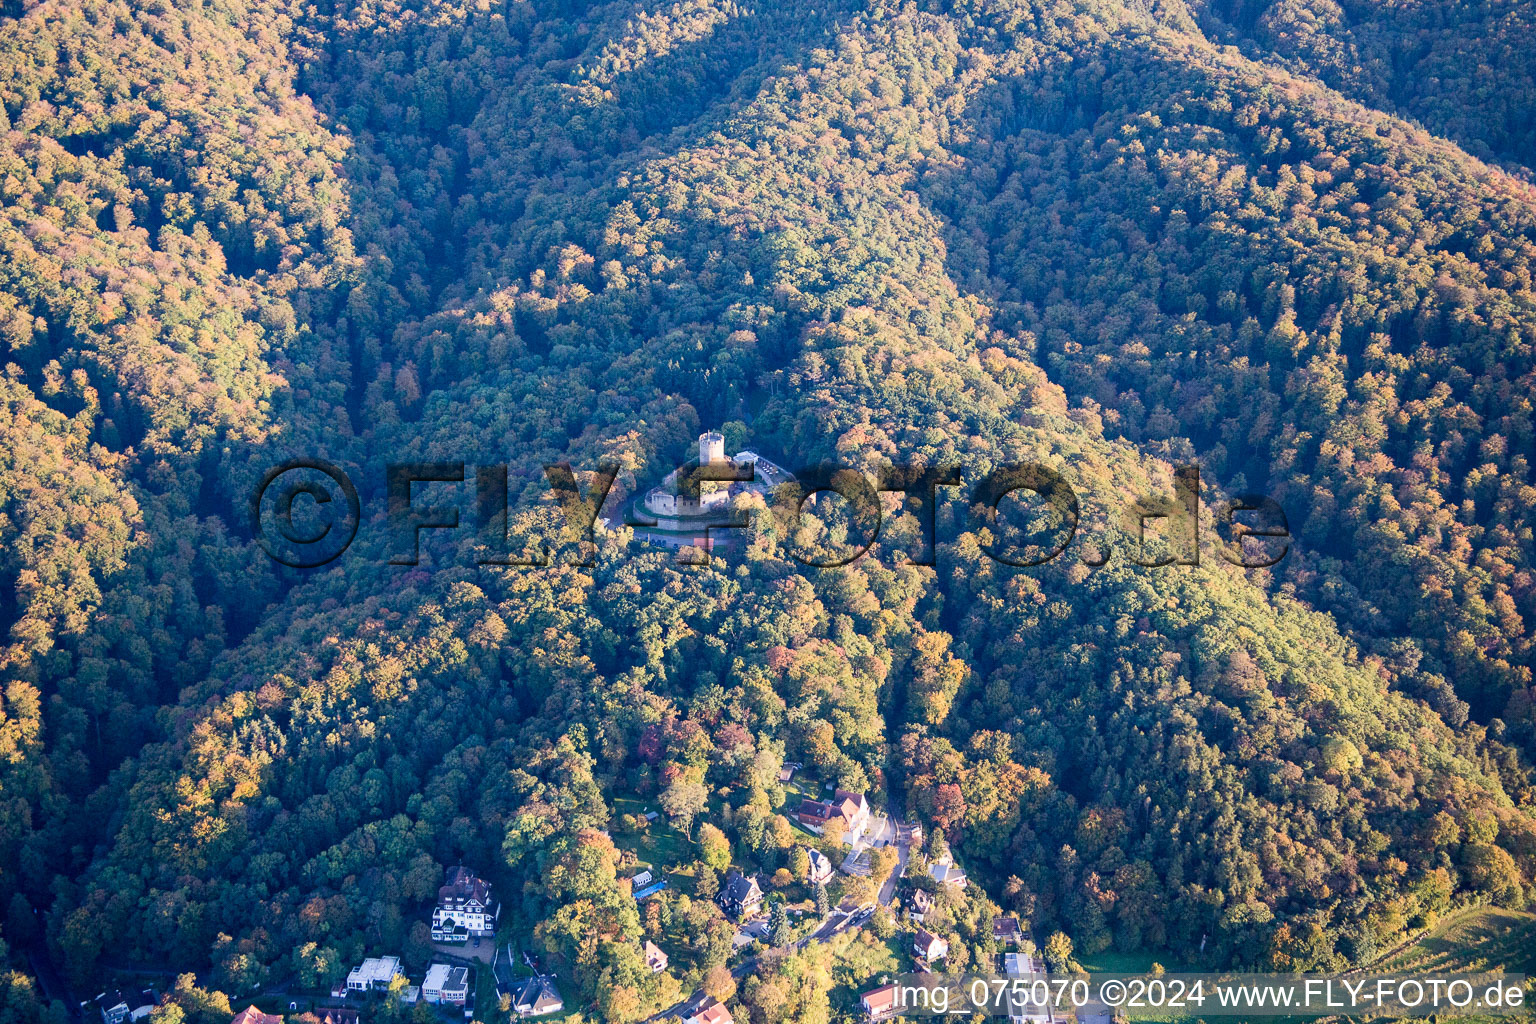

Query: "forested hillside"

xmin=1 ymin=0 xmax=1534 ymax=1020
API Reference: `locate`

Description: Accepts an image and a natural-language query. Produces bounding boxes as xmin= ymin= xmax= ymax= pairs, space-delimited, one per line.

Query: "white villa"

xmin=346 ymin=956 xmax=403 ymax=992
xmin=431 ymin=866 xmax=500 ymax=942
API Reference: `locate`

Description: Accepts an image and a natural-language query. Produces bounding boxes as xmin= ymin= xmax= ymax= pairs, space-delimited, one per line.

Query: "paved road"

xmin=877 ymin=826 xmax=910 ymax=906
xmin=802 ymin=903 xmax=871 ymax=946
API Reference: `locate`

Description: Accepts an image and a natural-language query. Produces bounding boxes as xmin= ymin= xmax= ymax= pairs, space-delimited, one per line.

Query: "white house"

xmin=346 ymin=956 xmax=403 ymax=992
xmin=1005 ymin=951 xmax=1056 ymax=1023
xmin=861 ymin=985 xmax=901 ymax=1021
xmin=644 ymin=940 xmax=668 ymax=973
xmin=806 ymin=847 xmax=834 ymax=885
xmin=423 ymin=964 xmax=470 ymax=1006
xmin=97 ymin=990 xmax=156 ymax=1024
xmin=512 ymin=976 xmax=564 ymax=1017
xmin=796 ymin=790 xmax=872 ymax=840
xmin=432 ymin=866 xmax=500 ymax=942
xmin=913 ymin=928 xmax=949 ymax=962
xmin=1003 ymin=951 xmax=1045 ymax=976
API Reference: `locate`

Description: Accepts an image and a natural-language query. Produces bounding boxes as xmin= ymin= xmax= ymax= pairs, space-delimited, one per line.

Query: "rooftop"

xmin=691 ymin=1001 xmax=734 ymax=1024
xmin=721 ymin=872 xmax=762 ymax=901
xmin=862 ymin=984 xmax=899 ymax=1013
xmin=513 ymin=975 xmax=563 ymax=1014
xmin=424 ymin=964 xmax=470 ymax=993
xmin=230 ymin=1008 xmax=281 ymax=1024
xmin=437 ymin=866 xmax=494 ymax=905
xmin=347 ymin=956 xmax=401 ymax=985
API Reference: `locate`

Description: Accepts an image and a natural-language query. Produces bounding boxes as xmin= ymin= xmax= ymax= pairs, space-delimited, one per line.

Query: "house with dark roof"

xmin=512 ymin=976 xmax=564 ymax=1017
xmin=912 ymin=928 xmax=948 ymax=962
xmin=928 ymin=851 xmax=968 ymax=888
xmin=423 ymin=963 xmax=470 ymax=1005
xmin=806 ymin=846 xmax=834 ymax=885
xmin=432 ymin=866 xmax=500 ymax=942
xmin=719 ymin=871 xmax=763 ymax=920
xmin=97 ymin=989 xmax=157 ymax=1024
xmin=993 ymin=915 xmax=1023 ymax=946
xmin=1004 ymin=954 xmax=1057 ymax=1023
xmin=1076 ymin=1003 xmax=1120 ymax=1024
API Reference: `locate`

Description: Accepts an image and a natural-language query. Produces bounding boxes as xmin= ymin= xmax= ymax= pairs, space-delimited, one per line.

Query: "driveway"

xmin=431 ymin=940 xmax=494 ymax=965
xmin=732 ymin=918 xmax=768 ymax=950
xmin=877 ymin=826 xmax=911 ymax=906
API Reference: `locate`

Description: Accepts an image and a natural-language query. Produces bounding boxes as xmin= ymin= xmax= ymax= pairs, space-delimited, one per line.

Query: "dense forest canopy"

xmin=1 ymin=0 xmax=1535 ymax=1020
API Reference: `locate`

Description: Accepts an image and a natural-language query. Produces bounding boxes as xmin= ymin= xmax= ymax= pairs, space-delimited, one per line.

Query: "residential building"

xmin=993 ymin=916 xmax=1023 ymax=946
xmin=432 ymin=866 xmax=500 ymax=942
xmin=97 ymin=993 xmax=128 ymax=1024
xmin=97 ymin=989 xmax=157 ymax=1024
xmin=345 ymin=956 xmax=403 ymax=992
xmin=928 ymin=851 xmax=968 ymax=888
xmin=798 ymin=799 xmax=835 ymax=828
xmin=1007 ymin=988 xmax=1056 ymax=1023
xmin=512 ymin=976 xmax=564 ymax=1017
xmin=644 ymin=940 xmax=668 ymax=973
xmin=912 ymin=928 xmax=948 ymax=962
xmin=860 ymin=984 xmax=901 ymax=1021
xmin=1004 ymin=954 xmax=1055 ymax=1024
xmin=423 ymin=964 xmax=470 ymax=1005
xmin=316 ymin=1011 xmax=360 ymax=1024
xmin=806 ymin=847 xmax=834 ymax=885
xmin=1004 ymin=951 xmax=1046 ymax=975
xmin=719 ymin=871 xmax=763 ymax=920
xmin=796 ymin=791 xmax=870 ymax=838
xmin=907 ymin=887 xmax=932 ymax=921
xmin=632 ymin=872 xmax=670 ymax=900
xmin=229 ymin=1009 xmax=280 ymax=1024
xmin=685 ymin=1000 xmax=735 ymax=1024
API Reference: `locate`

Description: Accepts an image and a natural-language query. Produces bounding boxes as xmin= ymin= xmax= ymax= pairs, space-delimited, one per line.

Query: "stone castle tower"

xmin=699 ymin=430 xmax=726 ymax=464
